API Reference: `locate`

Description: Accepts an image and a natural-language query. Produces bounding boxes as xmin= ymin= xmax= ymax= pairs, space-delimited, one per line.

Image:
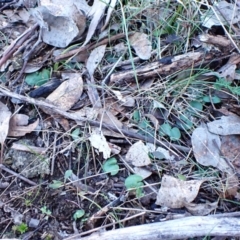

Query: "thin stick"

xmin=0 ymin=164 xmax=37 ymax=186
xmin=54 ymin=32 xmax=134 ymax=62
xmin=0 ymin=86 xmax=190 ymax=153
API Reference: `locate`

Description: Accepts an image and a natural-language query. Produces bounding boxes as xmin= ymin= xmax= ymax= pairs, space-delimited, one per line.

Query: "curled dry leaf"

xmin=35 ymin=0 xmax=87 ymax=47
xmin=45 ymin=73 xmax=83 ymax=111
xmin=129 ymin=32 xmax=152 ymax=60
xmin=8 ymin=115 xmax=39 ymax=137
xmin=125 ymin=141 xmax=151 ymax=167
xmin=185 ymin=201 xmax=218 ymax=216
xmin=155 ymin=175 xmax=204 ymax=208
xmin=83 ymin=0 xmax=111 ymax=46
xmin=89 ymin=130 xmax=111 ymax=159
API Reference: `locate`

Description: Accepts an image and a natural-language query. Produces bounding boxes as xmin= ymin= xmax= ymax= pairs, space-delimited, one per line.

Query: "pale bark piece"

xmin=83 ymin=0 xmax=111 ymax=46
xmin=98 ymin=109 xmax=123 ymax=129
xmin=11 ymin=143 xmax=47 ymax=154
xmin=86 ymin=45 xmax=106 ymax=76
xmin=101 ymin=0 xmax=118 ymax=31
xmin=125 ymin=141 xmax=151 ymax=167
xmin=65 ymin=214 xmax=240 ymax=240
xmin=8 ymin=117 xmax=39 ymax=137
xmin=185 ymin=201 xmax=218 ymax=216
xmin=46 ymin=73 xmax=83 ymax=111
xmin=207 ymin=115 xmax=240 ymax=135
xmin=156 ymin=175 xmax=204 ymax=208
xmin=134 ymin=167 xmax=152 ymax=179
xmin=89 ymin=130 xmax=111 ymax=159
xmin=129 ymin=32 xmax=152 ymax=60
xmin=0 ymin=102 xmax=11 ymax=144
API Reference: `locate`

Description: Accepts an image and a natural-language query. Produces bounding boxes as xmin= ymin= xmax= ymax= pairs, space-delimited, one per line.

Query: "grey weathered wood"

xmin=67 ymin=215 xmax=240 ymax=240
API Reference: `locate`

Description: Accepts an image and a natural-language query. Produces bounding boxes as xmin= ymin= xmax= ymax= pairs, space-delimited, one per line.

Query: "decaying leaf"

xmin=221 ymin=135 xmax=240 ymax=174
xmin=202 ymin=1 xmax=240 ymax=29
xmin=8 ymin=115 xmax=39 ymax=137
xmin=46 ymin=73 xmax=83 ymax=111
xmin=146 ymin=143 xmax=175 ymax=161
xmin=0 ymin=101 xmax=11 ymax=162
xmin=126 ymin=141 xmax=151 ymax=167
xmin=89 ymin=129 xmax=111 ymax=159
xmin=86 ymin=45 xmax=106 ymax=76
xmin=207 ymin=115 xmax=240 ymax=135
xmin=192 ymin=124 xmax=221 ymax=168
xmin=185 ymin=201 xmax=218 ymax=216
xmin=155 ymin=175 xmax=204 ymax=208
xmin=0 ymin=102 xmax=11 ymax=142
xmin=111 ymin=90 xmax=135 ymax=107
xmin=33 ymin=0 xmax=87 ymax=48
xmin=101 ymin=0 xmax=118 ymax=31
xmin=225 ymin=173 xmax=239 ymax=198
xmin=129 ymin=32 xmax=152 ymax=60
xmin=83 ymin=0 xmax=111 ymax=46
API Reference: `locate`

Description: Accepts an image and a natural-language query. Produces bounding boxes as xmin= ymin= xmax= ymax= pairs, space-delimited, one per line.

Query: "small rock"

xmin=28 ymin=218 xmax=40 ymax=228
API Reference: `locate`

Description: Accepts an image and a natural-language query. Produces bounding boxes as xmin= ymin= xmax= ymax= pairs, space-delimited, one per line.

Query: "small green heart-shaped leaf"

xmin=125 ymin=174 xmax=143 ymax=190
xmin=132 ymin=110 xmax=141 ymax=123
xmin=49 ymin=180 xmax=63 ymax=189
xmin=102 ymin=158 xmax=119 ymax=176
xmin=159 ymin=123 xmax=172 ymax=136
xmin=64 ymin=170 xmax=73 ymax=180
xmin=170 ymin=127 xmax=181 ymax=141
xmin=190 ymin=101 xmax=203 ymax=111
xmin=125 ymin=174 xmax=144 ymax=198
xmin=25 ymin=68 xmax=50 ymax=86
xmin=73 ymin=209 xmax=85 ymax=221
xmin=71 ymin=128 xmax=81 ymax=140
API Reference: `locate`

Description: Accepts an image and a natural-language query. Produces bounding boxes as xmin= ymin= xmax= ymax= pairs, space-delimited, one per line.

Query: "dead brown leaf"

xmin=46 ymin=73 xmax=83 ymax=111
xmin=129 ymin=32 xmax=152 ymax=60
xmin=156 ymin=175 xmax=204 ymax=208
xmin=8 ymin=115 xmax=39 ymax=137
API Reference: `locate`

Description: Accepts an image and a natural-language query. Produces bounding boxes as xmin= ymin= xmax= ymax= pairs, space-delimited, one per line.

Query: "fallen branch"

xmin=65 ymin=214 xmax=240 ymax=240
xmin=0 ymin=86 xmax=190 ymax=153
xmin=110 ymin=51 xmax=225 ymax=84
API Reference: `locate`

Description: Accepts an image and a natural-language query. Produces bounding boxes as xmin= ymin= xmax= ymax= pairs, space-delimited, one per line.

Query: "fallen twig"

xmin=0 ymin=23 xmax=38 ymax=67
xmin=0 ymin=164 xmax=37 ymax=186
xmin=54 ymin=32 xmax=134 ymax=62
xmin=65 ymin=213 xmax=240 ymax=240
xmin=0 ymin=86 xmax=190 ymax=153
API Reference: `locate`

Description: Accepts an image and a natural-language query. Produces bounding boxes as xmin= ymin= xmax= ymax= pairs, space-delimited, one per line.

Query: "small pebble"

xmin=28 ymin=218 xmax=40 ymax=228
